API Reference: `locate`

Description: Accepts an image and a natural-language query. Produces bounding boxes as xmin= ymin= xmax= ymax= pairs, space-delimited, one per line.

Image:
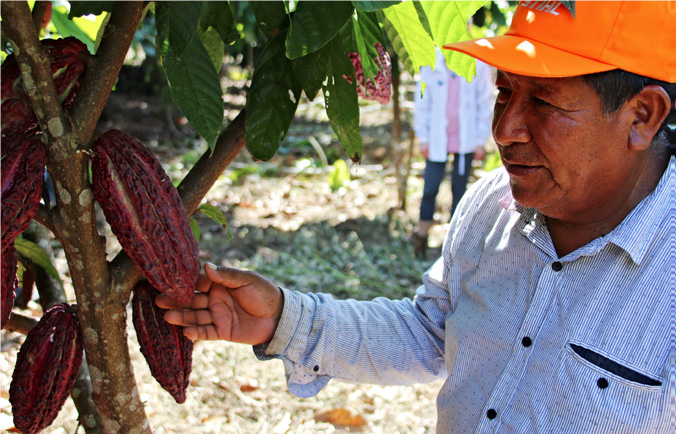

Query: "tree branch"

xmin=71 ymin=1 xmax=145 ymax=147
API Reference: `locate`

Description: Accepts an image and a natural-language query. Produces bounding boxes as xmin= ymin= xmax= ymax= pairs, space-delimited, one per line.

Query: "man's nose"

xmin=492 ymin=100 xmax=531 ymax=147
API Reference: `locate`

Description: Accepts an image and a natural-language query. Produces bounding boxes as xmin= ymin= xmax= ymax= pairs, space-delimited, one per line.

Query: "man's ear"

xmin=628 ymin=85 xmax=670 ymax=151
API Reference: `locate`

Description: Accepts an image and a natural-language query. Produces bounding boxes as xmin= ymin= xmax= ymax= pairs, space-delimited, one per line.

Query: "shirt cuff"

xmin=253 ymin=287 xmax=313 ymax=361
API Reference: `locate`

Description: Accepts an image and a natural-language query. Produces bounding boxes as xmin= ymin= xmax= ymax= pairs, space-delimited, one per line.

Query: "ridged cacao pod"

xmin=9 ymin=303 xmax=84 ymax=434
xmin=1 ymin=36 xmax=87 ymax=136
xmin=90 ymin=129 xmax=199 ymax=303
xmin=1 ymin=244 xmax=18 ymax=329
xmin=132 ymin=280 xmax=193 ymax=403
xmin=1 ymin=134 xmax=48 ymax=250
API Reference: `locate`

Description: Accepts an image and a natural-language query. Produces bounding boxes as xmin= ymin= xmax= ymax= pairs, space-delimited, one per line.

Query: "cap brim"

xmin=443 ymin=35 xmax=618 ymax=78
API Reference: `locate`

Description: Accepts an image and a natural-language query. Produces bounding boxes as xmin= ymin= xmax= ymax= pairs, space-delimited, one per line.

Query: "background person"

xmin=411 ymin=49 xmax=494 ymax=259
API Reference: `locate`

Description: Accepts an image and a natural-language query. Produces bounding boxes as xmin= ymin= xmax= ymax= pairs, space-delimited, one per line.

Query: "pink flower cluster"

xmin=344 ymin=42 xmax=392 ymax=105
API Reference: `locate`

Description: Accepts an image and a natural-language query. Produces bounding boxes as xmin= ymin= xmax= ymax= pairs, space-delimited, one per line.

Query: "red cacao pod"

xmin=1 ymin=244 xmax=18 ymax=329
xmin=344 ymin=42 xmax=392 ymax=105
xmin=1 ymin=134 xmax=48 ymax=250
xmin=1 ymin=36 xmax=87 ymax=136
xmin=132 ymin=280 xmax=193 ymax=403
xmin=90 ymin=129 xmax=200 ymax=303
xmin=9 ymin=303 xmax=84 ymax=434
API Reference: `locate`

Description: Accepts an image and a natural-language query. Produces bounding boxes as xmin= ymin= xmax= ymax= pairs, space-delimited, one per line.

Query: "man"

xmin=158 ymin=2 xmax=675 ymax=432
xmin=411 ymin=48 xmax=494 ymax=259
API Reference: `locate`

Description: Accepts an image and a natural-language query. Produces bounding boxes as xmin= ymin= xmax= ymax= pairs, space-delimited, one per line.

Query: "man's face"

xmin=492 ymin=71 xmax=639 ymax=223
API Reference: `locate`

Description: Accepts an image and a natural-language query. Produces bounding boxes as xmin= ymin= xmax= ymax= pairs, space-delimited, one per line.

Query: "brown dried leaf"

xmin=314 ymin=407 xmax=367 ymax=429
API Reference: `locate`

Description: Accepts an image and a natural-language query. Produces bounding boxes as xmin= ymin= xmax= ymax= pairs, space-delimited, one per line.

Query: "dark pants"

xmin=419 ymin=152 xmax=474 ymax=221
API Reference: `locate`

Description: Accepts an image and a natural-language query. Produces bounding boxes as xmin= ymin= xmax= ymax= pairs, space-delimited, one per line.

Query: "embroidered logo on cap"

xmin=520 ymin=1 xmax=562 ymax=16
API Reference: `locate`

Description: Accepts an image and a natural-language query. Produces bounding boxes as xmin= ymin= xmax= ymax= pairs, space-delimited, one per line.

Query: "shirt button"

xmin=551 ymin=261 xmax=563 ymax=271
xmin=597 ymin=378 xmax=609 ymax=389
xmin=486 ymin=409 xmax=497 ymax=419
xmin=521 ymin=336 xmax=532 ymax=347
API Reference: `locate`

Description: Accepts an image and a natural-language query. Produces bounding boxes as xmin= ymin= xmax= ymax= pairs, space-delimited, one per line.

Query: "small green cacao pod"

xmin=9 ymin=303 xmax=84 ymax=434
xmin=1 ymin=134 xmax=48 ymax=250
xmin=1 ymin=243 xmax=18 ymax=329
xmin=132 ymin=280 xmax=193 ymax=403
xmin=90 ymin=129 xmax=200 ymax=303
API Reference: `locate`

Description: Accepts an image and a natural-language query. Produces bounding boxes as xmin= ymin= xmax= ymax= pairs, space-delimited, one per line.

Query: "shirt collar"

xmin=499 ymin=156 xmax=674 ymax=264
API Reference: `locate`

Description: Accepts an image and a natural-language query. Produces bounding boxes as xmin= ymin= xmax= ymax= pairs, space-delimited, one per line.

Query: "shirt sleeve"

xmin=253 ymin=266 xmax=452 ymax=397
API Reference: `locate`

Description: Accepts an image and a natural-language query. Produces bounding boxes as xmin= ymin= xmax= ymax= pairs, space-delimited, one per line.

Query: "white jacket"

xmin=413 ymin=50 xmax=494 ymax=163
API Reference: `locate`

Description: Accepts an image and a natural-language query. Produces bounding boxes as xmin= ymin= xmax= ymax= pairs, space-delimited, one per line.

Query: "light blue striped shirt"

xmin=256 ymin=157 xmax=675 ymax=433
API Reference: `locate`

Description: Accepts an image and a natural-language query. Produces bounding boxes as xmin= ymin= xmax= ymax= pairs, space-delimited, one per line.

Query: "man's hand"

xmin=156 ymin=264 xmax=284 ymax=345
xmin=473 ymin=146 xmax=486 ymax=162
xmin=420 ymin=142 xmax=430 ymax=160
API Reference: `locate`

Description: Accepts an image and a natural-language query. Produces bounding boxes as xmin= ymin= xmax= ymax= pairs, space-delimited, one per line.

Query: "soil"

xmin=0 ymin=64 xmax=492 ymax=433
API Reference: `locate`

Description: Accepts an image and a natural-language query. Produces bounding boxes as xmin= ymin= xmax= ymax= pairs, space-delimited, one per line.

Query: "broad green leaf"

xmin=352 ymin=10 xmax=384 ymax=85
xmin=292 ymin=46 xmax=330 ymax=101
xmin=201 ymin=2 xmax=238 ymax=44
xmin=382 ymin=1 xmax=436 ymax=77
xmin=352 ymin=1 xmax=401 ymax=12
xmin=323 ymin=36 xmax=363 ymax=163
xmin=286 ymin=2 xmax=355 ymax=59
xmin=68 ymin=1 xmax=114 ymax=18
xmin=156 ymin=2 xmax=223 ymax=150
xmin=420 ymin=1 xmax=486 ymax=80
xmin=198 ymin=26 xmax=225 ymax=73
xmin=14 ymin=238 xmax=63 ymax=288
xmin=51 ymin=6 xmax=97 ymax=53
xmin=246 ymin=26 xmax=302 ymax=161
xmin=249 ymin=1 xmax=288 ymax=38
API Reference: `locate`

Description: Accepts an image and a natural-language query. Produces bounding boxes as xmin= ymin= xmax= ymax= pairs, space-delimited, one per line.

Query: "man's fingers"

xmin=183 ymin=325 xmax=222 ymax=341
xmin=164 ymin=308 xmax=213 ymax=326
xmin=204 ymin=263 xmax=253 ymax=289
xmin=156 ymin=293 xmax=209 ymax=310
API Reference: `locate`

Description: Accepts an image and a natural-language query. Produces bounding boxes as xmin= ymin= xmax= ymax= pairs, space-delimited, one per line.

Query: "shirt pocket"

xmin=545 ymin=341 xmax=665 ymax=433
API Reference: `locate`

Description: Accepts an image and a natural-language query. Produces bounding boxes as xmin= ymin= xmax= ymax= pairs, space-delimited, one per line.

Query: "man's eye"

xmin=534 ymin=97 xmax=553 ymax=107
xmin=496 ymin=87 xmax=511 ymax=101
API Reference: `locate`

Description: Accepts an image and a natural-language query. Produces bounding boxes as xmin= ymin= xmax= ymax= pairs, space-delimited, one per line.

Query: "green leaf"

xmin=246 ymin=26 xmax=302 ymax=161
xmin=156 ymin=2 xmax=223 ymax=150
xmin=67 ymin=1 xmax=115 ymax=18
xmin=352 ymin=10 xmax=384 ymax=85
xmin=292 ymin=46 xmax=330 ymax=101
xmin=189 ymin=218 xmax=201 ymax=243
xmin=382 ymin=1 xmax=436 ymax=77
xmin=51 ymin=6 xmax=97 ymax=53
xmin=198 ymin=26 xmax=225 ymax=73
xmin=249 ymin=1 xmax=288 ymax=38
xmin=286 ymin=1 xmax=355 ymax=59
xmin=323 ymin=37 xmax=363 ymax=163
xmin=200 ymin=2 xmax=238 ymax=44
xmin=14 ymin=238 xmax=63 ymax=288
xmin=419 ymin=1 xmax=486 ymax=80
xmin=198 ymin=204 xmax=232 ymax=242
xmin=352 ymin=1 xmax=401 ymax=12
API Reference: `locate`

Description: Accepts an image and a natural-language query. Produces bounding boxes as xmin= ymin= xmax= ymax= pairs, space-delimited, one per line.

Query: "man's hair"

xmin=580 ymin=70 xmax=676 ymax=154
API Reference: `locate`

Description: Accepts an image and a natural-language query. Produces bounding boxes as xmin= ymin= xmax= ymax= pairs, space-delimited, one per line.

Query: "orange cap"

xmin=443 ymin=1 xmax=676 ymax=83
